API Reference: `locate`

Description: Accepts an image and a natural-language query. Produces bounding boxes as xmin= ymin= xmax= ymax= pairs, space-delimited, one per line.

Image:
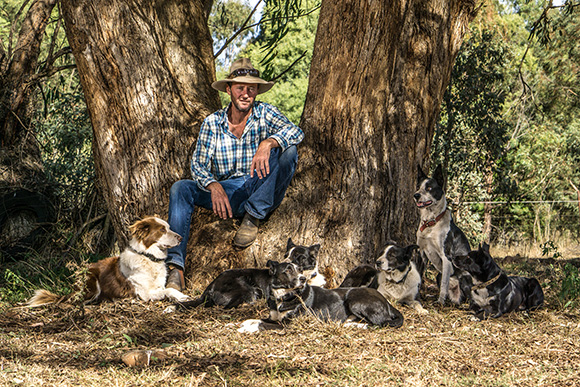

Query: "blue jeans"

xmin=166 ymin=146 xmax=298 ymax=269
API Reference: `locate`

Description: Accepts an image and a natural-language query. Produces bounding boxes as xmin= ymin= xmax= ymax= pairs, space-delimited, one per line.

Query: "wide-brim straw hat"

xmin=211 ymin=58 xmax=274 ymax=94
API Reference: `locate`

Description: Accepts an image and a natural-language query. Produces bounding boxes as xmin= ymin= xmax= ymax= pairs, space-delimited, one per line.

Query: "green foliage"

xmin=255 ymin=0 xmax=320 ymax=79
xmin=210 ymin=0 xmax=256 ymax=66
xmin=34 ymin=70 xmax=95 ymax=210
xmin=239 ymin=3 xmax=319 ymax=124
xmin=559 ymin=263 xmax=580 ymax=308
xmin=435 ymin=2 xmax=580 ymax=246
xmin=432 ymin=26 xmax=513 ymax=244
xmin=540 ymin=240 xmax=562 ymax=259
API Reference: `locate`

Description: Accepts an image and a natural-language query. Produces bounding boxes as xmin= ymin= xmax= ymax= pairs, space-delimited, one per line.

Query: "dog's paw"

xmin=238 ymin=319 xmax=263 ymax=334
xmin=415 ymin=306 xmax=429 ymax=315
xmin=163 ymin=305 xmax=177 ymax=314
xmin=343 ymin=321 xmax=368 ymax=329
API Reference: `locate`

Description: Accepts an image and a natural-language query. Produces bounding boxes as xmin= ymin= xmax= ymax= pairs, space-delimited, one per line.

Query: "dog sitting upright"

xmin=415 ymin=165 xmax=472 ymax=305
xmin=453 ymin=243 xmax=544 ymax=319
xmin=178 ymin=239 xmax=323 ymax=309
xmin=340 ymin=243 xmax=427 ymax=314
xmin=28 ymin=217 xmax=190 ymax=306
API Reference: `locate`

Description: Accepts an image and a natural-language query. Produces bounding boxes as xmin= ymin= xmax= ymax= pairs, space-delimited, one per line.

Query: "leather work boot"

xmin=233 ymin=213 xmax=260 ymax=248
xmin=166 ymin=264 xmax=185 ymax=291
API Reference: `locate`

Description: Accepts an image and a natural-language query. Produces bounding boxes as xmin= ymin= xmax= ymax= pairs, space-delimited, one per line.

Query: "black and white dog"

xmin=284 ymin=238 xmax=325 ymax=287
xmin=239 ymin=260 xmax=404 ymax=332
xmin=453 ymin=243 xmax=544 ymax=319
xmin=178 ymin=239 xmax=323 ymax=309
xmin=415 ymin=165 xmax=472 ymax=305
xmin=340 ymin=243 xmax=428 ymax=314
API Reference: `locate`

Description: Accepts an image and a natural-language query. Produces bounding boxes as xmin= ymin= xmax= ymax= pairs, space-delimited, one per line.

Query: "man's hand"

xmin=207 ymin=182 xmax=233 ymax=219
xmin=251 ymin=138 xmax=279 ymax=179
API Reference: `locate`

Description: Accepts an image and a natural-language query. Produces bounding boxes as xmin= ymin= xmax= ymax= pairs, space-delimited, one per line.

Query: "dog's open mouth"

xmin=416 ymin=200 xmax=433 ymax=208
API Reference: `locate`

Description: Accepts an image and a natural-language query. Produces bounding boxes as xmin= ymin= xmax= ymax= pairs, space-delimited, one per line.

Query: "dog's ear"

xmin=433 ymin=165 xmax=445 ymax=189
xmin=267 ymin=260 xmax=279 ymax=275
xmin=481 ymin=242 xmax=490 ymax=254
xmin=129 ymin=219 xmax=150 ymax=240
xmin=309 ymin=244 xmax=321 ymax=257
xmin=417 ymin=165 xmax=427 ymax=186
xmin=286 ymin=238 xmax=295 ymax=251
xmin=406 ymin=244 xmax=420 ymax=255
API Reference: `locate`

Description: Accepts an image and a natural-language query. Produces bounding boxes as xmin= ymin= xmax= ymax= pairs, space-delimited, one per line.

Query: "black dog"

xmin=262 ymin=260 xmax=404 ymax=328
xmin=340 ymin=243 xmax=427 ymax=314
xmin=453 ymin=243 xmax=544 ymax=319
xmin=415 ymin=165 xmax=472 ymax=305
xmin=179 ymin=239 xmax=322 ymax=309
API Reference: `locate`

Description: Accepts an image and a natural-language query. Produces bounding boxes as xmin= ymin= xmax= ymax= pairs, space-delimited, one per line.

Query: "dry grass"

xmin=1 ymin=257 xmax=580 ymax=387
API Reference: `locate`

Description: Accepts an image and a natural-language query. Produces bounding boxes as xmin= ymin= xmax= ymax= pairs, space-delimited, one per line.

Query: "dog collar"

xmin=471 ymin=273 xmax=502 ymax=291
xmin=393 ymin=266 xmax=412 ymax=284
xmin=419 ymin=209 xmax=448 ymax=232
xmin=127 ymin=246 xmax=167 ymax=262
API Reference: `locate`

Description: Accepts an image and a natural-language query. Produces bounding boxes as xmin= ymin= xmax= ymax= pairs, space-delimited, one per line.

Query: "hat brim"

xmin=211 ymin=75 xmax=274 ymax=94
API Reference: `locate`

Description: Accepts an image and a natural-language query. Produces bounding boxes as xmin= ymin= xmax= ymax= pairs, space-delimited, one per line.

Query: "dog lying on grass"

xmin=177 ymin=239 xmax=323 ymax=309
xmin=453 ymin=243 xmax=544 ymax=319
xmin=239 ymin=260 xmax=404 ymax=333
xmin=340 ymin=243 xmax=427 ymax=314
xmin=27 ymin=217 xmax=190 ymax=306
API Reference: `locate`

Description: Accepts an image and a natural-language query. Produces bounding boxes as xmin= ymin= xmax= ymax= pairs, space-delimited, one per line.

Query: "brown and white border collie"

xmin=27 ymin=216 xmax=190 ymax=306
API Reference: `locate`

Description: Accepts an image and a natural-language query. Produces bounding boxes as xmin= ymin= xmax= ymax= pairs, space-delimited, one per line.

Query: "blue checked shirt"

xmin=191 ymin=101 xmax=304 ymax=190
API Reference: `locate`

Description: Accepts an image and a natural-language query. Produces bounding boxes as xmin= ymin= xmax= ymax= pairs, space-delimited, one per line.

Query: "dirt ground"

xmin=1 ymin=256 xmax=579 ymax=387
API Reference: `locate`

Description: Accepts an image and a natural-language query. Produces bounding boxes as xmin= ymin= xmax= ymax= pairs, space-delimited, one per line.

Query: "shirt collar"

xmin=219 ymin=102 xmax=262 ymax=134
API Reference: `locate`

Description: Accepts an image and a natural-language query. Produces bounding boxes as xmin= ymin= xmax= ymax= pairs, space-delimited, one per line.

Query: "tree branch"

xmin=8 ymin=0 xmax=32 ymax=59
xmin=269 ymin=50 xmax=307 ymax=82
xmin=214 ymin=0 xmax=263 ymax=59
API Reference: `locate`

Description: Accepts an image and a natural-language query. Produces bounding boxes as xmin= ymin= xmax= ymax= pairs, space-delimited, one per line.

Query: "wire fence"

xmin=452 ymin=199 xmax=580 ymax=259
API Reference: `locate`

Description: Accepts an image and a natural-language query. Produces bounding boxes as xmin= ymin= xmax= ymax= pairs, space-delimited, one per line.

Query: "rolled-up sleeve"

xmin=264 ymin=105 xmax=304 ymax=151
xmin=190 ymin=120 xmax=217 ymax=190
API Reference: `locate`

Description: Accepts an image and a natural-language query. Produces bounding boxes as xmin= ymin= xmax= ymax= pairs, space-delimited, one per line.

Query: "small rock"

xmin=121 ymin=349 xmax=167 ymax=367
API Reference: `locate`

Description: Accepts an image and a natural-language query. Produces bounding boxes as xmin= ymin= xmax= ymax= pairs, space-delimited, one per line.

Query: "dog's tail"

xmin=26 ymin=289 xmax=65 ymax=307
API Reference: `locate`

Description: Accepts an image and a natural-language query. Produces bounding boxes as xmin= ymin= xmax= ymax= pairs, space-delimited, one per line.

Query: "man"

xmin=165 ymin=58 xmax=304 ymax=291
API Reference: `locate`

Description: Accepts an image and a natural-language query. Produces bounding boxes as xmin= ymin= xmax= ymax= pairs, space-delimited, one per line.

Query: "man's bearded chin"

xmin=232 ymin=99 xmax=252 ymax=113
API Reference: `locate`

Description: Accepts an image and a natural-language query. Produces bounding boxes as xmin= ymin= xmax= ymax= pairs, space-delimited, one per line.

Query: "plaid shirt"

xmin=191 ymin=101 xmax=304 ymax=190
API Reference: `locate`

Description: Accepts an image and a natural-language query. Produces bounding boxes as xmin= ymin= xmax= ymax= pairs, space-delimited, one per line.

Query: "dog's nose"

xmin=413 ymin=193 xmax=421 ymax=200
xmin=299 ymin=276 xmax=306 ymax=284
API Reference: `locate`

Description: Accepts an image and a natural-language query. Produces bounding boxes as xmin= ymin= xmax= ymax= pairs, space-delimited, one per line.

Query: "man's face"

xmin=227 ymin=82 xmax=258 ymax=113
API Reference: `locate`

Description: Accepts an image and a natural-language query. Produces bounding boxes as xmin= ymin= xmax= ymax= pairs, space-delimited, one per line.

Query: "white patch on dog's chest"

xmin=269 ymin=288 xmax=297 ymax=321
xmin=471 ymin=287 xmax=492 ymax=306
xmin=120 ymin=252 xmax=167 ymax=300
xmin=376 ymin=268 xmax=420 ymax=303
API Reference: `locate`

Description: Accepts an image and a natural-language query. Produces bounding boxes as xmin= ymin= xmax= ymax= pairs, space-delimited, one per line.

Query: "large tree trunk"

xmin=186 ymin=0 xmax=477 ymax=286
xmin=60 ymin=0 xmax=220 ymax=247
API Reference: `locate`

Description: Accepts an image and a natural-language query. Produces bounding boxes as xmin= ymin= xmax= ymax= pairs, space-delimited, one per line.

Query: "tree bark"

xmin=184 ymin=0 xmax=477 ymax=286
xmin=60 ymin=0 xmax=220 ymax=246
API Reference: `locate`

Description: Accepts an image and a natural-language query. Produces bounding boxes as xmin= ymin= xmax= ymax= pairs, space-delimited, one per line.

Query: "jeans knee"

xmin=170 ymin=180 xmax=197 ymax=203
xmin=278 ymin=145 xmax=298 ymax=168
